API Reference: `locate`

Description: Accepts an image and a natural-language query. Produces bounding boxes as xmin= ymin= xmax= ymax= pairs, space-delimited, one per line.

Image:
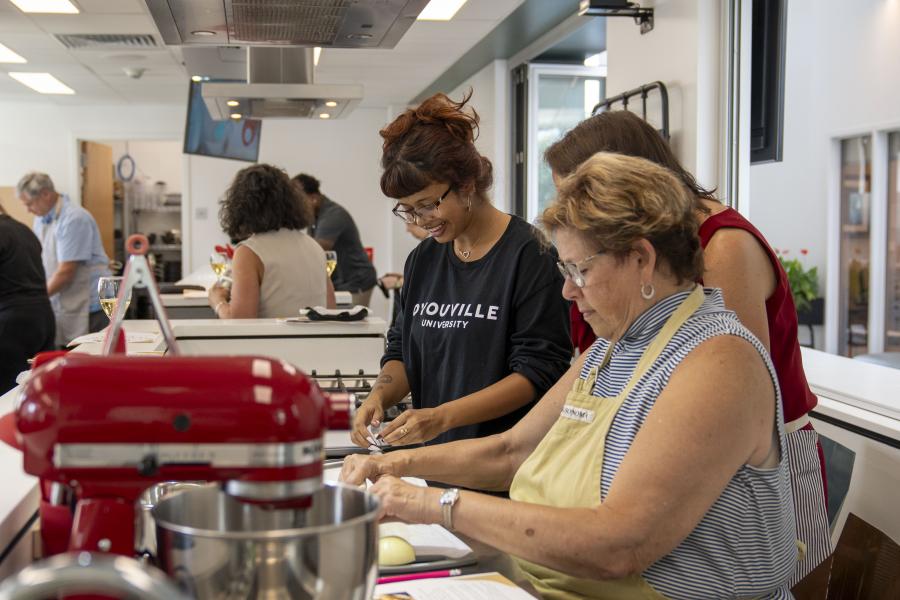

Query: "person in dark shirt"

xmin=292 ymin=173 xmax=377 ymax=306
xmin=350 ymin=91 xmax=572 ymax=449
xmin=0 ymin=205 xmax=55 ymax=393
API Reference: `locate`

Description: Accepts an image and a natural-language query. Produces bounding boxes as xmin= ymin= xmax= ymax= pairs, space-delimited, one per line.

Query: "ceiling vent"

xmin=55 ymin=34 xmax=159 ymax=50
xmin=143 ymin=0 xmax=429 ymax=48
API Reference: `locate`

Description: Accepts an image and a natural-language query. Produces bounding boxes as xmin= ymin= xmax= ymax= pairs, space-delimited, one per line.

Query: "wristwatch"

xmin=439 ymin=488 xmax=460 ymax=531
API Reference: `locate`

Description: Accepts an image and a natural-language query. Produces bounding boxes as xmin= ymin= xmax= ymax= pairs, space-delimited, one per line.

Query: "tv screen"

xmin=183 ymin=80 xmax=262 ymax=162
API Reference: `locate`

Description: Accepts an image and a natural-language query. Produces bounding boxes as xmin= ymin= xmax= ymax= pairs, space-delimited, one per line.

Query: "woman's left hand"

xmin=369 ymin=475 xmax=439 ymax=523
xmin=207 ymin=283 xmax=229 ymax=308
xmin=380 ymin=408 xmax=446 ymax=446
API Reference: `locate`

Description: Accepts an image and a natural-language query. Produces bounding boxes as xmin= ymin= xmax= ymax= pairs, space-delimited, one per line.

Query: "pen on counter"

xmin=377 ymin=568 xmax=463 ymax=585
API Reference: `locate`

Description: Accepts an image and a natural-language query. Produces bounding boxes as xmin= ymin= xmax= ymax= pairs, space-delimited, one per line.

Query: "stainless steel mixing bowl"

xmin=152 ymin=482 xmax=379 ymax=600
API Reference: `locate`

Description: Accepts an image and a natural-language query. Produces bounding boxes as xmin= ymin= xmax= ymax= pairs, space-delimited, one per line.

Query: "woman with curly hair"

xmin=208 ymin=164 xmax=335 ymax=318
xmin=350 ymin=91 xmax=571 ymax=450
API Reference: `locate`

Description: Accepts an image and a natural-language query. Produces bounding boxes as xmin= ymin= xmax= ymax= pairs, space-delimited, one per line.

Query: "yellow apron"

xmin=509 ymin=286 xmax=705 ymax=600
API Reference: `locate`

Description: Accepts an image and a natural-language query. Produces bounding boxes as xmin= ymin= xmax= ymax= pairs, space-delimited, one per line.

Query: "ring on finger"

xmin=400 ymin=427 xmax=408 ymax=436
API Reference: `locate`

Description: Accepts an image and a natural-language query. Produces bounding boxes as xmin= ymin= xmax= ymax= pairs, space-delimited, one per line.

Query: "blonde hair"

xmin=541 ymin=152 xmax=703 ymax=283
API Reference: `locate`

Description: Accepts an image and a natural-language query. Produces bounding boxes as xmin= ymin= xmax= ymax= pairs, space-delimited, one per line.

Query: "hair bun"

xmin=380 ymin=90 xmax=479 ymax=150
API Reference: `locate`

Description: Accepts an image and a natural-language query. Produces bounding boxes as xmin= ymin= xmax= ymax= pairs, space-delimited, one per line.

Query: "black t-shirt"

xmin=383 ymin=215 xmax=572 ymax=445
xmin=0 ymin=215 xmax=51 ymax=309
xmin=311 ymin=196 xmax=377 ymax=293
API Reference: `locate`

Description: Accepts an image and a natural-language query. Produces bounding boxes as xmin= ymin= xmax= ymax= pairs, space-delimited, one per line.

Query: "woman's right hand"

xmin=339 ymin=453 xmax=384 ymax=486
xmin=351 ymin=398 xmax=385 ymax=448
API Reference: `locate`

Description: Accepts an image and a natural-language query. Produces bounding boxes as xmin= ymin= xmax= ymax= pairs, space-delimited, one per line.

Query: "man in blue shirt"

xmin=17 ymin=172 xmax=110 ymax=346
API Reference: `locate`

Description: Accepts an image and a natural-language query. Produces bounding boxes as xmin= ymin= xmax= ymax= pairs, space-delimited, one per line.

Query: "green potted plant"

xmin=776 ymin=248 xmax=822 ymax=323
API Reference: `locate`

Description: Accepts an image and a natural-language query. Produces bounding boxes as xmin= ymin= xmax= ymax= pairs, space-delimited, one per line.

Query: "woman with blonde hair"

xmin=342 ymin=152 xmax=797 ymax=599
xmin=545 ymin=110 xmax=830 ymax=590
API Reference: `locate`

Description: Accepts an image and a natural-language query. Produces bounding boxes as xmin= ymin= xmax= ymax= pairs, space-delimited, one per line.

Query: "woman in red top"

xmin=545 ymin=110 xmax=830 ymax=591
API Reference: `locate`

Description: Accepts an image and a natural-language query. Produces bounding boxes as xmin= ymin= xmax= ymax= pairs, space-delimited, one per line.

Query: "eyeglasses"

xmin=557 ymin=252 xmax=604 ymax=288
xmin=391 ymin=186 xmax=452 ymax=224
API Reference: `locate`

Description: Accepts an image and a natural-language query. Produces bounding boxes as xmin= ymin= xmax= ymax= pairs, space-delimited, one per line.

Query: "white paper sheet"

xmin=379 ymin=523 xmax=472 ymax=559
xmin=67 ymin=331 xmax=161 ymax=347
xmin=375 ymin=577 xmax=533 ymax=599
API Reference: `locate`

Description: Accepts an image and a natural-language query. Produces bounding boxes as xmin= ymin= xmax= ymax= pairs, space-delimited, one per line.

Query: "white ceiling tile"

xmin=75 ymin=0 xmax=147 ymax=14
xmin=29 ymin=14 xmax=157 ymax=35
xmin=0 ymin=13 xmax=43 ymax=33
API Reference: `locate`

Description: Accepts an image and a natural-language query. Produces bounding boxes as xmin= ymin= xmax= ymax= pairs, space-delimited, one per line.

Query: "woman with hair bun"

xmin=350 ymin=91 xmax=572 ymax=450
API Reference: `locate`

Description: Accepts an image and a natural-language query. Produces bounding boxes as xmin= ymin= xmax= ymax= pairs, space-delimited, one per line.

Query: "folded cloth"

xmin=304 ymin=305 xmax=368 ymax=322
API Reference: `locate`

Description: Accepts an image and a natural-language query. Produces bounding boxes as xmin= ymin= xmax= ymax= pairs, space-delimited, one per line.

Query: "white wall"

xmin=605 ymin=0 xmax=723 ymax=191
xmin=749 ymin=0 xmax=900 ymax=283
xmin=450 ymin=59 xmax=510 ymax=213
xmin=184 ymin=107 xmax=394 ymax=319
xmin=103 ymin=140 xmax=183 ymax=194
xmin=0 ymin=103 xmax=184 ymax=200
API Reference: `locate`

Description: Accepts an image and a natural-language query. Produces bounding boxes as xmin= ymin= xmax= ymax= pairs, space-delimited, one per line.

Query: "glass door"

xmin=526 ymin=64 xmax=605 ymax=222
xmin=838 ymin=136 xmax=871 ymax=356
xmin=885 ymin=132 xmax=900 ymax=351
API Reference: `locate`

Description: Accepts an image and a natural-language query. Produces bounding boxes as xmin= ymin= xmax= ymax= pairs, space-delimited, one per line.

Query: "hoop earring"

xmin=640 ymin=282 xmax=655 ymax=300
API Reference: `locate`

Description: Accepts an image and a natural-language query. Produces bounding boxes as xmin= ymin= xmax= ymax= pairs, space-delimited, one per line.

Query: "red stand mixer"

xmin=1 ymin=235 xmax=362 ymax=599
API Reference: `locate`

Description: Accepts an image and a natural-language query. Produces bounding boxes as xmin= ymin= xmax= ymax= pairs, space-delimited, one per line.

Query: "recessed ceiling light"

xmin=319 ymin=113 xmax=331 ymax=119
xmin=191 ymin=30 xmax=216 ymax=37
xmin=417 ymin=0 xmax=467 ymax=21
xmin=314 ymin=47 xmax=322 ymax=66
xmin=9 ymin=72 xmax=74 ymax=94
xmin=191 ymin=75 xmax=203 ymax=82
xmin=230 ymin=113 xmax=242 ymax=120
xmin=226 ymin=100 xmax=239 ymax=107
xmin=0 ymin=43 xmax=26 ymax=64
xmin=9 ymin=0 xmax=79 ymax=14
xmin=325 ymin=100 xmax=337 ymax=107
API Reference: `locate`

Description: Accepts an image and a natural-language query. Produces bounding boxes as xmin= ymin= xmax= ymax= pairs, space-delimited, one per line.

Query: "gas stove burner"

xmin=309 ymin=369 xmax=378 ymax=399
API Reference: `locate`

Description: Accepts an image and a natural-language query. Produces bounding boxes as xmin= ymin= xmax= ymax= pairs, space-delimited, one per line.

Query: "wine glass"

xmin=97 ymin=276 xmax=132 ymax=321
xmin=325 ymin=251 xmax=338 ymax=278
xmin=209 ymin=252 xmax=229 ymax=278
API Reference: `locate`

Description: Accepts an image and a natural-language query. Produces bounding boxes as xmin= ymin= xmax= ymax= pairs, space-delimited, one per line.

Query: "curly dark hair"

xmin=219 ymin=164 xmax=310 ymax=240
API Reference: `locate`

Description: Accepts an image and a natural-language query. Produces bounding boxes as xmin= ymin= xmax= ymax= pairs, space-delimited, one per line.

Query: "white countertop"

xmin=801 ymin=347 xmax=900 ymax=441
xmin=160 ymin=292 xmax=210 ymax=308
xmin=171 ymin=317 xmax=387 ymax=338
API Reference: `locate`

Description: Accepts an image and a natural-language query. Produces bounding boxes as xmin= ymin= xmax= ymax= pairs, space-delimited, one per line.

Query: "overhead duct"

xmin=200 ymin=47 xmax=362 ymax=119
xmin=143 ymin=0 xmax=430 ymax=49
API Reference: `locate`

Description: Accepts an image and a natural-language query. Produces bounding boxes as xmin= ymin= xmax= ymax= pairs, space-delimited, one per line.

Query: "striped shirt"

xmin=580 ymin=288 xmax=797 ymax=599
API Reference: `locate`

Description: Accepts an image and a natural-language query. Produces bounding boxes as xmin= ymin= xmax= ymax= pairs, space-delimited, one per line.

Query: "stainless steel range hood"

xmin=143 ymin=0 xmax=430 ymax=48
xmin=199 ymin=47 xmax=363 ymax=120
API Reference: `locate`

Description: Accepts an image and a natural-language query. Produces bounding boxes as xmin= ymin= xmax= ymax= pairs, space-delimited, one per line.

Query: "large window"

xmin=838 ymin=136 xmax=871 ymax=356
xmin=526 ymin=64 xmax=605 ymax=222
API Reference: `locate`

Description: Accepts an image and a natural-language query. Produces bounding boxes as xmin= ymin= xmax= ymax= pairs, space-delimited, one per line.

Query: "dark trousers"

xmin=0 ymin=301 xmax=55 ymax=394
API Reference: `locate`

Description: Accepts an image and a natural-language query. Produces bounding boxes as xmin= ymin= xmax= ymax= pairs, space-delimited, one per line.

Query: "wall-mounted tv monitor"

xmin=183 ymin=80 xmax=262 ymax=162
